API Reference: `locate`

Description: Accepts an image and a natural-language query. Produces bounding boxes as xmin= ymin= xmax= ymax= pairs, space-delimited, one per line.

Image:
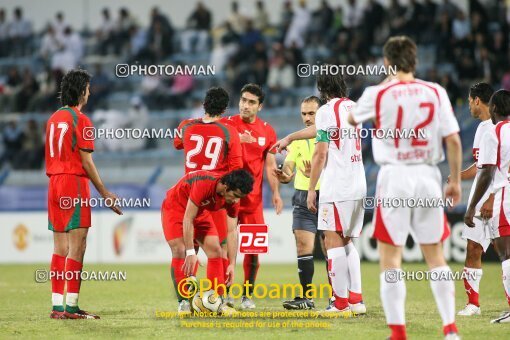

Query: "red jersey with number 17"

xmin=174 ymin=118 xmax=243 ymax=174
xmin=45 ymin=106 xmax=94 ymax=177
xmin=221 ymin=115 xmax=277 ymax=212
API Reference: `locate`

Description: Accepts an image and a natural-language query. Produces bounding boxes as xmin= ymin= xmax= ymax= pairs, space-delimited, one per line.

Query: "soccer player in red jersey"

xmin=221 ymin=83 xmax=283 ymax=309
xmin=161 ymin=169 xmax=254 ymax=314
xmin=45 ymin=69 xmax=122 ymax=319
xmin=172 ymin=87 xmax=242 ymax=311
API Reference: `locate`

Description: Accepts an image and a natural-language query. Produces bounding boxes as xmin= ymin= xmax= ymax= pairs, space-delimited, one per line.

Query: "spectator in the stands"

xmin=267 ymin=54 xmax=295 ymax=106
xmin=280 ymin=0 xmax=293 ymax=37
xmin=436 ymin=0 xmax=460 ymax=20
xmin=40 ymin=24 xmax=60 ymax=62
xmin=435 ymin=12 xmax=453 ymax=62
xmin=387 ymin=0 xmax=406 ymax=36
xmin=452 ymin=10 xmax=470 ymax=43
xmin=27 ymin=66 xmax=59 ymax=112
xmin=312 ymin=0 xmax=333 ymax=39
xmin=181 ymin=2 xmax=211 ymax=53
xmin=343 ymin=0 xmax=363 ymax=31
xmin=210 ymin=21 xmax=240 ymax=71
xmin=0 ymin=9 xmax=9 ymax=57
xmin=254 ymin=1 xmax=269 ymax=32
xmin=52 ymin=12 xmax=67 ymax=40
xmin=0 ymin=119 xmax=24 ymax=168
xmin=405 ymin=0 xmax=424 ymax=40
xmin=228 ymin=1 xmax=247 ymax=34
xmin=284 ymin=0 xmax=311 ymax=48
xmin=17 ymin=119 xmax=43 ymax=169
xmin=96 ymin=8 xmax=115 ymax=55
xmin=114 ymin=7 xmax=136 ymax=55
xmin=440 ymin=74 xmax=461 ymax=105
xmin=145 ymin=17 xmax=173 ymax=62
xmin=0 ymin=67 xmax=22 ymax=112
xmin=361 ymin=0 xmax=384 ymax=46
xmin=14 ymin=68 xmax=39 ymax=112
xmin=60 ymin=26 xmax=84 ymax=64
xmin=127 ymin=24 xmax=148 ymax=62
xmin=87 ymin=63 xmax=111 ymax=111
xmin=8 ymin=7 xmax=32 ymax=56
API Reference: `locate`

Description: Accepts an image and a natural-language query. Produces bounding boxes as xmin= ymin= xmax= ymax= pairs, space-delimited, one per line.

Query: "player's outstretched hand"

xmin=102 ymin=190 xmax=123 ymax=215
xmin=273 ymin=194 xmax=283 ymax=215
xmin=272 ymin=136 xmax=291 ymax=153
xmin=225 ymin=264 xmax=235 ymax=286
xmin=183 ymin=254 xmax=198 ymax=277
xmin=299 ymin=160 xmax=312 ymax=178
xmin=444 ymin=181 xmax=461 ymax=208
xmin=274 ymin=168 xmax=295 ymax=183
xmin=464 ymin=206 xmax=476 ymax=228
xmin=480 ymin=195 xmax=494 ymax=219
xmin=307 ymin=189 xmax=317 ymax=213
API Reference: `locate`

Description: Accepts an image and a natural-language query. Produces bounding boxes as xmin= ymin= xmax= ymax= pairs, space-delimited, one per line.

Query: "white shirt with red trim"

xmin=315 ymin=97 xmax=366 ymax=203
xmin=352 ymin=79 xmax=460 ymax=165
xmin=468 ymin=120 xmax=494 ymax=210
xmin=478 ymin=120 xmax=510 ymax=191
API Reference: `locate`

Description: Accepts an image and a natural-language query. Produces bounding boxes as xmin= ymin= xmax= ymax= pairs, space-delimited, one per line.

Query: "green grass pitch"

xmin=0 ymin=262 xmax=508 ymax=339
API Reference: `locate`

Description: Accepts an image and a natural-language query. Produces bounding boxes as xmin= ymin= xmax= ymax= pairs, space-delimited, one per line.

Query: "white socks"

xmin=52 ymin=293 xmax=64 ymax=306
xmin=380 ymin=269 xmax=406 ymax=325
xmin=345 ymin=242 xmax=362 ymax=294
xmin=502 ymin=259 xmax=510 ymax=306
xmin=463 ymin=267 xmax=482 ymax=306
xmin=327 ymin=247 xmax=349 ymax=301
xmin=66 ymin=293 xmax=79 ymax=307
xmin=430 ymin=266 xmax=456 ymax=326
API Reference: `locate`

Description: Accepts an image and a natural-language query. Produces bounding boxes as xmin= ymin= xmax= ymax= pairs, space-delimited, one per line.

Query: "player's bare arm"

xmin=444 ymin=133 xmax=463 ymax=207
xmin=274 ymin=161 xmax=295 ymax=184
xmin=307 ymin=142 xmax=327 ymax=213
xmin=79 ymin=150 xmax=122 ymax=215
xmin=225 ymin=215 xmax=238 ymax=286
xmin=274 ymin=125 xmax=316 ymax=153
xmin=182 ymin=199 xmax=200 ymax=276
xmin=465 ymin=165 xmax=496 ymax=228
xmin=265 ymin=153 xmax=283 ymax=214
xmin=480 ymin=193 xmax=495 ymax=219
xmin=448 ymin=163 xmax=477 ymax=183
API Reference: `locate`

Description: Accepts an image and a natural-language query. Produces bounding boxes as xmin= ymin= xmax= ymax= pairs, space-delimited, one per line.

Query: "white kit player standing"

xmin=455 ymin=83 xmax=495 ymax=316
xmin=347 ymin=36 xmax=462 ymax=340
xmin=465 ymin=89 xmax=510 ymax=324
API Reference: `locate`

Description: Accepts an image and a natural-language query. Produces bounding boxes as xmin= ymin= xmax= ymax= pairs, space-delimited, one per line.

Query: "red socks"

xmin=171 ymin=258 xmax=186 ymax=299
xmin=243 ymin=254 xmax=260 ymax=295
xmin=207 ymin=257 xmax=225 ymax=295
xmin=349 ymin=291 xmax=363 ymax=304
xmin=51 ymin=254 xmax=66 ymax=295
xmin=65 ymin=258 xmax=82 ymax=294
xmin=389 ymin=324 xmax=407 ymax=340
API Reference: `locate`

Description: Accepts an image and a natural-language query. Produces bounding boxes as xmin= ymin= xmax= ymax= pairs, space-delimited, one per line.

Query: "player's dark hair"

xmin=490 ymin=90 xmax=510 ymax=118
xmin=221 ymin=169 xmax=254 ymax=195
xmin=317 ymin=69 xmax=347 ymax=100
xmin=383 ymin=36 xmax=417 ymax=73
xmin=240 ymin=83 xmax=265 ymax=104
xmin=203 ymin=87 xmax=229 ymax=116
xmin=59 ymin=69 xmax=91 ymax=107
xmin=469 ymin=82 xmax=494 ymax=104
xmin=302 ymin=95 xmax=323 ymax=107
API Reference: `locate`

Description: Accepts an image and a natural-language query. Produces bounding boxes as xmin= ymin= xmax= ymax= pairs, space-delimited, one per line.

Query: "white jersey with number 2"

xmin=352 ymin=79 xmax=460 ymax=165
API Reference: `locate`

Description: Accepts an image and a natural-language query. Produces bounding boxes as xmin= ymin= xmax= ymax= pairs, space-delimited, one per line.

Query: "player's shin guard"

xmin=380 ymin=269 xmax=406 ymax=340
xmin=207 ymin=257 xmax=225 ymax=296
xmin=171 ymin=258 xmax=186 ymax=301
xmin=243 ymin=254 xmax=259 ymax=296
xmin=51 ymin=254 xmax=66 ymax=311
xmin=502 ymin=259 xmax=510 ymax=307
xmin=297 ymin=254 xmax=314 ymax=298
xmin=463 ymin=267 xmax=482 ymax=307
xmin=429 ymin=266 xmax=457 ymax=335
xmin=65 ymin=258 xmax=83 ymax=311
xmin=345 ymin=242 xmax=362 ymax=304
xmin=327 ymin=247 xmax=349 ymax=310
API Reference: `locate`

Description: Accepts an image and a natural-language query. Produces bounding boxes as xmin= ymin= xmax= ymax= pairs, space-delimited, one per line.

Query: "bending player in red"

xmin=46 ymin=69 xmax=122 ymax=319
xmin=161 ymin=169 xmax=254 ymax=314
xmin=172 ymin=87 xmax=242 ymax=312
xmin=222 ymin=83 xmax=283 ymax=309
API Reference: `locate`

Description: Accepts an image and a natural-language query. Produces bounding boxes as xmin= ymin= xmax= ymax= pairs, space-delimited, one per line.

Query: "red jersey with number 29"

xmin=174 ymin=118 xmax=242 ymax=174
xmin=352 ymin=79 xmax=459 ymax=165
xmin=45 ymin=106 xmax=94 ymax=177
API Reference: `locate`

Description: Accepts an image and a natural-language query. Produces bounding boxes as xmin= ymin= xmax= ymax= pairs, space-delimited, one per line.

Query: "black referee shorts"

xmin=291 ymin=189 xmax=319 ymax=233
